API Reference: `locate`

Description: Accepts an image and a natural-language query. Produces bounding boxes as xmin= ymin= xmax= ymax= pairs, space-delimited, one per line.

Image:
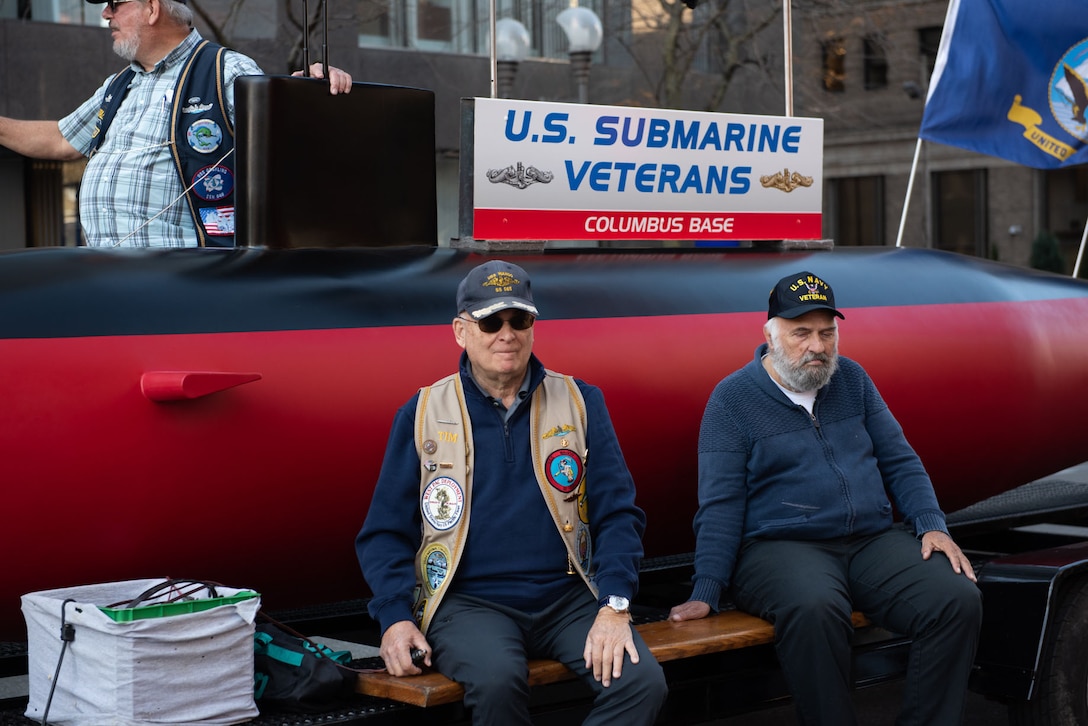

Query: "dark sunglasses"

xmin=106 ymin=0 xmax=136 ymax=11
xmin=459 ymin=311 xmax=535 ymax=334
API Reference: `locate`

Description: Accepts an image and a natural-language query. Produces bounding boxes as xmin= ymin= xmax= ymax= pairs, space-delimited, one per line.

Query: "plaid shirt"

xmin=60 ymin=30 xmax=262 ymax=247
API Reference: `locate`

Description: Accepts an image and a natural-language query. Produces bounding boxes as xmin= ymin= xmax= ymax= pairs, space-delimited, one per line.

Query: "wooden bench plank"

xmin=355 ymin=609 xmax=870 ymax=708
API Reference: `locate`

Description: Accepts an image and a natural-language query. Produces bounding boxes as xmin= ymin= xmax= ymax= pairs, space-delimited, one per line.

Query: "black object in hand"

xmin=410 ymin=648 xmax=427 ymax=667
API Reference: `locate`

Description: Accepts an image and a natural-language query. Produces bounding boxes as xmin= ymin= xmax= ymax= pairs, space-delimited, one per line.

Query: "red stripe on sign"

xmin=473 ymin=209 xmax=822 ymax=240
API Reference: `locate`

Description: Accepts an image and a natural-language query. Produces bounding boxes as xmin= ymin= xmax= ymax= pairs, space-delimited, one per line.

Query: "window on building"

xmin=821 ymin=37 xmax=846 ymax=93
xmin=415 ymin=0 xmax=454 ymax=45
xmin=918 ymin=26 xmax=942 ymax=82
xmin=828 ymin=176 xmax=884 ymax=246
xmin=358 ymin=0 xmax=615 ymax=61
xmin=862 ymin=36 xmax=887 ymax=90
xmin=357 ymin=0 xmax=469 ymax=52
xmin=933 ymin=169 xmax=987 ymax=257
xmin=2 ymin=0 xmax=103 ymax=25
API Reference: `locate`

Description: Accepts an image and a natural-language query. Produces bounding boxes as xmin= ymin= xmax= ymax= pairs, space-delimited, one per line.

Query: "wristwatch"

xmin=602 ymin=595 xmax=630 ymax=614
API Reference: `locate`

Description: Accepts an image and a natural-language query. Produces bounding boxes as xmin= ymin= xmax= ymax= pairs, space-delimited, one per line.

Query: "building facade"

xmin=0 ymin=0 xmax=1084 ymax=275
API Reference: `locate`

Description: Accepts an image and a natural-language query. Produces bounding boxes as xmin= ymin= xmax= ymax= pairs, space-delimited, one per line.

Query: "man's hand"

xmin=291 ymin=64 xmax=353 ymax=95
xmin=668 ymin=600 xmax=711 ymax=622
xmin=583 ymin=607 xmax=638 ymax=687
xmin=379 ymin=620 xmax=431 ymax=676
xmin=921 ymin=530 xmax=978 ymax=582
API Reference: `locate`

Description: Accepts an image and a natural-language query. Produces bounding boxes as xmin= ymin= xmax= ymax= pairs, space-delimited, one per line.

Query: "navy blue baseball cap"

xmin=768 ymin=271 xmax=845 ymax=320
xmin=456 ymin=260 xmax=539 ymax=319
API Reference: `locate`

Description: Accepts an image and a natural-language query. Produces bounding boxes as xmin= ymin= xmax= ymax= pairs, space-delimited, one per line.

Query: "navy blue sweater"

xmin=357 ymin=353 xmax=646 ymax=635
xmin=690 ymin=344 xmax=948 ymax=610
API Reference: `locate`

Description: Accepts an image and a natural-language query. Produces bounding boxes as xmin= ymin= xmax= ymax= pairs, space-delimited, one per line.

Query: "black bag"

xmin=253 ymin=622 xmax=358 ymax=713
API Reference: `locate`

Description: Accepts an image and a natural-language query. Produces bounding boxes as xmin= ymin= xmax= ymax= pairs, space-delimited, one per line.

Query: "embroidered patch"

xmin=186 ymin=118 xmax=222 ymax=154
xmin=577 ymin=523 xmax=592 ymax=571
xmin=181 ymin=98 xmax=213 ymax=114
xmin=198 ymin=206 xmax=234 ymax=236
xmin=422 ymin=543 xmax=451 ymax=595
xmin=543 ymin=424 xmax=576 ymax=439
xmin=191 ymin=164 xmax=234 ymax=201
xmin=421 ymin=476 xmax=464 ymax=531
xmin=545 ymin=449 xmax=583 ymax=493
xmin=577 ymin=482 xmax=589 ymax=524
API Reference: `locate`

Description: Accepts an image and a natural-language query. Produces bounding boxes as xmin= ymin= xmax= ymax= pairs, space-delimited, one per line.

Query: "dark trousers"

xmin=731 ymin=527 xmax=982 ymax=726
xmin=426 ymin=586 xmax=667 ymax=726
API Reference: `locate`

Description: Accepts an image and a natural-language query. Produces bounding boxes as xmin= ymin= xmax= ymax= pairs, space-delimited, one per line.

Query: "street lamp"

xmin=495 ymin=18 xmax=530 ymax=99
xmin=556 ymin=3 xmax=602 ymax=104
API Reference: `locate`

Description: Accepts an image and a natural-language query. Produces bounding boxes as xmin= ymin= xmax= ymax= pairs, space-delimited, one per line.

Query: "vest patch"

xmin=422 ymin=543 xmax=451 ymax=595
xmin=186 ymin=118 xmax=223 ymax=153
xmin=198 ymin=206 xmax=235 ymax=236
xmin=192 ymin=164 xmax=234 ymax=201
xmin=545 ymin=449 xmax=583 ymax=493
xmin=421 ymin=476 xmax=465 ymax=531
xmin=543 ymin=423 xmax=576 ymax=439
xmin=577 ymin=523 xmax=592 ymax=571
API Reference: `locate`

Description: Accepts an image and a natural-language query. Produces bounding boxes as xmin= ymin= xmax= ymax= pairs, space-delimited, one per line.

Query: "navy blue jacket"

xmin=690 ymin=344 xmax=948 ymax=610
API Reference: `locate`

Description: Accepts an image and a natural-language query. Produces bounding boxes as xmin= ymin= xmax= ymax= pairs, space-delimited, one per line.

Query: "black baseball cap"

xmin=767 ymin=271 xmax=845 ymax=320
xmin=456 ymin=260 xmax=539 ymax=319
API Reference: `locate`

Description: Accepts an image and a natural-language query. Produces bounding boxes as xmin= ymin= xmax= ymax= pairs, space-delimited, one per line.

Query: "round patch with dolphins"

xmin=186 ymin=119 xmax=223 ymax=154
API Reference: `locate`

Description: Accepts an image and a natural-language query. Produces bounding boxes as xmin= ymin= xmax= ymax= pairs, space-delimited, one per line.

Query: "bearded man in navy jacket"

xmin=357 ymin=260 xmax=666 ymax=725
xmin=670 ymin=271 xmax=981 ymax=726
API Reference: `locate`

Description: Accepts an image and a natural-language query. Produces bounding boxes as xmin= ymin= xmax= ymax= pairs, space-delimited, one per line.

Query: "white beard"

xmin=113 ymin=33 xmax=140 ymax=62
xmin=769 ymin=344 xmax=839 ymax=392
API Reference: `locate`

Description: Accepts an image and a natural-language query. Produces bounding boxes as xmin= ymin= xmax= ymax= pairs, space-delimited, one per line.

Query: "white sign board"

xmin=470 ymin=98 xmax=823 ymax=242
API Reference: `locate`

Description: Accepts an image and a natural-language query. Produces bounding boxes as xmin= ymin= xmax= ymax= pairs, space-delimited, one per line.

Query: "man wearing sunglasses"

xmin=0 ymin=0 xmax=351 ymax=248
xmin=357 ymin=260 xmax=667 ymax=725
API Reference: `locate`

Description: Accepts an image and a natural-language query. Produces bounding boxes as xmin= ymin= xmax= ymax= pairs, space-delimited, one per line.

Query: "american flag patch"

xmin=199 ymin=206 xmax=235 ymax=236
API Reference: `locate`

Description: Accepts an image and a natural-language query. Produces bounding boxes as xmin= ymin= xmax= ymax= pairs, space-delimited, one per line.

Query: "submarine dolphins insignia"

xmin=760 ymin=168 xmax=813 ymax=193
xmin=487 ymin=161 xmax=554 ymax=189
xmin=543 ymin=424 xmax=575 ymax=440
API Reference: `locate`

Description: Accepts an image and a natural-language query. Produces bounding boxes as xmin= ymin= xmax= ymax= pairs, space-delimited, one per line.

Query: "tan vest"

xmin=411 ymin=370 xmax=594 ymax=633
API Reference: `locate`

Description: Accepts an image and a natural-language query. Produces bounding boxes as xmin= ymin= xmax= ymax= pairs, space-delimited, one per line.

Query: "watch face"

xmin=608 ymin=595 xmax=630 ymax=612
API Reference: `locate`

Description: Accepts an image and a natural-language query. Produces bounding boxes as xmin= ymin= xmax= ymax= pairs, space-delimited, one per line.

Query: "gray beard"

xmin=769 ymin=345 xmax=839 ymax=392
xmin=113 ymin=35 xmax=140 ymax=62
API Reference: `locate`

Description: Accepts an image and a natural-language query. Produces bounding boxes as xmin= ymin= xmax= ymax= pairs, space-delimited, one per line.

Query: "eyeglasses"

xmin=458 ymin=311 xmax=535 ymax=334
xmin=105 ymin=0 xmax=135 ymax=11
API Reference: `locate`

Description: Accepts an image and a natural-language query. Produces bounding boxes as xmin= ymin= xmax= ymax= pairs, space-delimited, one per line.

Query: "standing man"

xmin=357 ymin=260 xmax=667 ymax=725
xmin=0 ymin=0 xmax=351 ymax=248
xmin=670 ymin=271 xmax=982 ymax=726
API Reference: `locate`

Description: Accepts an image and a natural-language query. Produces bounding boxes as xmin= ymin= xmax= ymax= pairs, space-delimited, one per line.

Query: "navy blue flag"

xmin=919 ymin=0 xmax=1088 ymax=169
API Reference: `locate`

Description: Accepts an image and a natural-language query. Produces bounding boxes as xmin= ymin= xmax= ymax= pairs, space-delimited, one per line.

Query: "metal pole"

xmin=1074 ymin=215 xmax=1087 ymax=278
xmin=489 ymin=0 xmax=498 ymax=98
xmin=895 ymin=138 xmax=924 ymax=248
xmin=782 ymin=0 xmax=792 ymax=116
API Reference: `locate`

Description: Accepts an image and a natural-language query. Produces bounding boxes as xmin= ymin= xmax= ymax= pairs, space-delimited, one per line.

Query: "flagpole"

xmin=1075 ymin=215 xmax=1087 ymax=279
xmin=488 ymin=0 xmax=497 ymax=98
xmin=782 ymin=0 xmax=793 ymax=116
xmin=895 ymin=138 xmax=924 ymax=248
